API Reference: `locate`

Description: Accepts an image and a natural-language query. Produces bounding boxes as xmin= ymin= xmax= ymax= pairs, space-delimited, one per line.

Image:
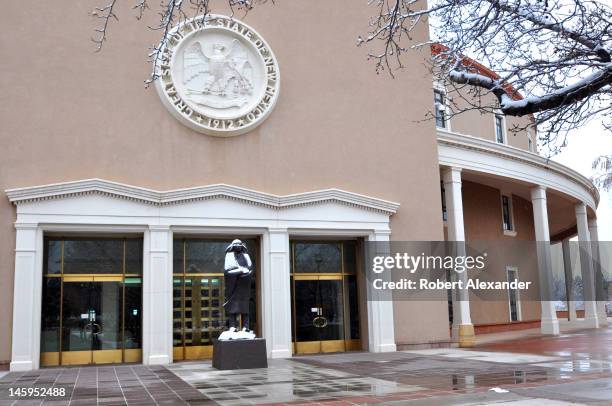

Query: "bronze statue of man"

xmin=223 ymin=239 xmax=253 ymax=332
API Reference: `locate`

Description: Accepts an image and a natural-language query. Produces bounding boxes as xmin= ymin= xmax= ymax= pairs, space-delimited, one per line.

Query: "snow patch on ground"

xmin=402 ymin=348 xmax=562 ymax=364
xmin=490 ymin=387 xmax=510 ymax=393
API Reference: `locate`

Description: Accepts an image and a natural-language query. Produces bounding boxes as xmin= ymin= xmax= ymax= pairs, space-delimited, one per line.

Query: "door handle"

xmin=313 ymin=315 xmax=328 ymax=328
xmin=84 ymin=323 xmax=102 ymax=335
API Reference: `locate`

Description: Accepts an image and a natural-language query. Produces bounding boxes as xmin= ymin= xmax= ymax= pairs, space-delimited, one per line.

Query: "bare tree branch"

xmin=359 ymin=0 xmax=612 ymax=152
xmin=92 ymin=0 xmax=267 ymax=85
xmin=90 ymin=0 xmax=612 ymax=184
xmin=91 ymin=0 xmax=119 ymax=51
xmin=593 ymin=155 xmax=612 ymax=190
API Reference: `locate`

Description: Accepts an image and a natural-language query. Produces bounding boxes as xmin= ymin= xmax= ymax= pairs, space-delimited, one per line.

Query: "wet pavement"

xmin=170 ymin=325 xmax=612 ymax=405
xmin=476 ymin=324 xmax=612 ymax=359
xmin=0 ymin=365 xmax=212 ymax=405
xmin=1 ymin=326 xmax=612 ymax=405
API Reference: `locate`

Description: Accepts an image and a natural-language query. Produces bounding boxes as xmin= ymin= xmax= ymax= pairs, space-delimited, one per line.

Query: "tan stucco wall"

xmin=462 ymin=181 xmax=541 ymax=325
xmin=0 ymin=1 xmax=448 ymax=362
xmin=445 ymin=88 xmax=536 ymax=152
xmin=463 ymin=181 xmax=535 ymax=241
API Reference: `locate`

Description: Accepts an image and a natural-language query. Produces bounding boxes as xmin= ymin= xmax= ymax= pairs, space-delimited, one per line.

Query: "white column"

xmin=588 ymin=218 xmax=608 ymax=327
xmin=442 ymin=167 xmax=474 ymax=347
xmin=366 ymin=231 xmax=397 ymax=353
xmin=530 ymin=186 xmax=560 ymax=335
xmin=576 ymin=204 xmax=599 ymax=328
xmin=261 ymin=228 xmax=292 ymax=358
xmin=10 ymin=223 xmax=43 ymax=371
xmin=142 ymin=225 xmax=173 ymax=365
xmin=561 ymin=239 xmax=577 ymax=321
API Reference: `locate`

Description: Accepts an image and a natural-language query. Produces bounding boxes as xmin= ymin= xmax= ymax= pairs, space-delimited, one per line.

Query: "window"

xmin=441 ymin=181 xmax=448 ymax=221
xmin=501 ymin=195 xmax=513 ymax=231
xmin=527 ymin=130 xmax=535 ymax=152
xmin=495 ymin=115 xmax=505 ymax=143
xmin=293 ymin=242 xmax=342 ymax=273
xmin=446 ymin=268 xmax=453 ymax=326
xmin=434 ymin=90 xmax=447 ymax=129
xmin=507 ymin=268 xmax=521 ymax=321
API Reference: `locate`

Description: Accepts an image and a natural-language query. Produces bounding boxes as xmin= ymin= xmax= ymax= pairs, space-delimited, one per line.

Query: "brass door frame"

xmin=58 ymin=278 xmax=124 ymax=366
xmin=293 ymin=274 xmax=347 ymax=354
xmin=62 ymin=275 xmax=123 ymax=282
xmin=290 ymin=240 xmax=361 ymax=355
xmin=173 ymin=274 xmax=225 ymax=360
xmin=40 ymin=238 xmax=143 ymax=367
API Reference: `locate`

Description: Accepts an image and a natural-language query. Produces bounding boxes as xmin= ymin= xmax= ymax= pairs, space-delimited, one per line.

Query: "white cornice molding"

xmin=437 ymin=129 xmax=600 ymax=207
xmin=5 ymin=179 xmax=400 ymax=215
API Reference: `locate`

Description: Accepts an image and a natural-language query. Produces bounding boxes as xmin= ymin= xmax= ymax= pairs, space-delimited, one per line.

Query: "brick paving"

xmin=476 ymin=324 xmax=612 ymax=358
xmin=0 ymin=365 xmax=213 ymax=405
xmin=2 ymin=326 xmax=612 ymax=405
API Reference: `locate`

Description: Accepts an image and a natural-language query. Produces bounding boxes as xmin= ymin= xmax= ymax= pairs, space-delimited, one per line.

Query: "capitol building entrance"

xmin=38 ymin=235 xmax=367 ymax=367
xmin=9 ymin=178 xmax=397 ymax=371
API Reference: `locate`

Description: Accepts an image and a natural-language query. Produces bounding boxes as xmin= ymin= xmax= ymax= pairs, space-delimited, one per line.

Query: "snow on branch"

xmin=360 ymin=0 xmax=612 ymax=150
xmin=499 ymin=65 xmax=612 ymax=116
xmin=592 ymin=155 xmax=612 ymax=189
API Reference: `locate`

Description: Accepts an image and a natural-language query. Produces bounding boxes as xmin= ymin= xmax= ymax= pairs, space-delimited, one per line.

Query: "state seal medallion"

xmin=155 ymin=15 xmax=280 ymax=137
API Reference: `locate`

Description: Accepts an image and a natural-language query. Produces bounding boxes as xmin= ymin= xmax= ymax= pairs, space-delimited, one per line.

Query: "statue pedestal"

xmin=212 ymin=338 xmax=268 ymax=370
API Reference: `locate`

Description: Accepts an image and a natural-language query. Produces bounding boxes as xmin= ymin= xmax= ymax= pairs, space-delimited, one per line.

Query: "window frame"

xmin=500 ymin=193 xmax=517 ymax=236
xmin=433 ymin=86 xmax=451 ymax=130
xmin=506 ymin=266 xmax=522 ymax=322
xmin=440 ymin=181 xmax=448 ymax=222
xmin=527 ymin=130 xmax=535 ymax=152
xmin=494 ymin=113 xmax=506 ymax=144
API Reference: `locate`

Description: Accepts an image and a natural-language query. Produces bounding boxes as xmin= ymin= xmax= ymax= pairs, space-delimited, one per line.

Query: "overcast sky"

xmin=551 ymin=120 xmax=612 ymax=241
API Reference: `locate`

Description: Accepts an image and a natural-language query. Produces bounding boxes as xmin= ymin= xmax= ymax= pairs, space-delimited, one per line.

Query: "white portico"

xmin=438 ymin=130 xmax=602 ymax=336
xmin=6 ymin=179 xmax=398 ymax=371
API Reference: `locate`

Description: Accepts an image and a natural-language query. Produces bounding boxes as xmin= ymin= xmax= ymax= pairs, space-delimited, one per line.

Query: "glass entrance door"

xmin=291 ymin=241 xmax=362 ymax=354
xmin=40 ymin=237 xmax=143 ymax=367
xmin=61 ymin=277 xmax=123 ymax=365
xmin=293 ymin=275 xmax=346 ymax=353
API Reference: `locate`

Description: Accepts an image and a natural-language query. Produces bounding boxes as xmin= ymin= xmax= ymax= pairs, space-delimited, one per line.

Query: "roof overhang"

xmin=438 ymin=129 xmax=599 ymax=213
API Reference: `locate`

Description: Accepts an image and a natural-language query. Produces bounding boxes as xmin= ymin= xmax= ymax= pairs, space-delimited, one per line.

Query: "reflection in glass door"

xmin=61 ymin=278 xmax=123 ymax=365
xmin=40 ymin=237 xmax=143 ymax=367
xmin=291 ymin=241 xmax=361 ymax=354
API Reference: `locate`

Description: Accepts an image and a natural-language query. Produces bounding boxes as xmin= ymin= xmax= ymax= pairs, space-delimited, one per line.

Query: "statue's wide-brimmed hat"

xmin=226 ymin=239 xmax=247 ymax=252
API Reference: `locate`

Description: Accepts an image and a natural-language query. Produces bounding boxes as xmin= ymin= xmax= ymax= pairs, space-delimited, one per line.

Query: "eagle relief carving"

xmin=183 ymin=39 xmax=254 ymax=109
xmin=155 ymin=15 xmax=280 ymax=136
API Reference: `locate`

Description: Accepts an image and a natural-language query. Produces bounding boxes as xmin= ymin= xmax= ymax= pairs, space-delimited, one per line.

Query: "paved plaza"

xmin=1 ymin=325 xmax=612 ymax=405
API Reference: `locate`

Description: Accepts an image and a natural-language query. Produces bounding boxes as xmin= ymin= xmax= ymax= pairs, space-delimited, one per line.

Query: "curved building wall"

xmin=461 ymin=181 xmax=541 ymax=325
xmin=444 ymin=88 xmax=536 ymax=152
